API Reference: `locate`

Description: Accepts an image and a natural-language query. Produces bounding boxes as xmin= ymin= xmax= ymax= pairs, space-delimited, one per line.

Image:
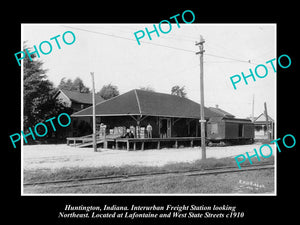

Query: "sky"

xmin=22 ymin=23 xmax=276 ymax=119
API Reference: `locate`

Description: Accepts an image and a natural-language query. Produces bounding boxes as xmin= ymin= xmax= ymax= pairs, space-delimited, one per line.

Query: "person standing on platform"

xmin=129 ymin=125 xmax=135 ymax=138
xmin=146 ymin=123 xmax=152 ymax=138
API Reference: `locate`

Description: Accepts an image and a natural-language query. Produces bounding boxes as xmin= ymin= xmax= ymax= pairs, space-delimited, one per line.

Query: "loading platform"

xmin=67 ymin=134 xmax=202 ymax=151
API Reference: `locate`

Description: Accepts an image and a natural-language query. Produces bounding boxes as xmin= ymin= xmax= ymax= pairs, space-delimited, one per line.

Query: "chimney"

xmin=215 ymin=104 xmax=219 ymax=108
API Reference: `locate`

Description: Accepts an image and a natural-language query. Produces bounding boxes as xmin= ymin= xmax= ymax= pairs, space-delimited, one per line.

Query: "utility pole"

xmin=196 ymin=35 xmax=206 ymax=160
xmin=264 ymin=102 xmax=271 ymax=140
xmin=90 ymin=72 xmax=97 ymax=152
xmin=252 ymin=94 xmax=255 ymax=122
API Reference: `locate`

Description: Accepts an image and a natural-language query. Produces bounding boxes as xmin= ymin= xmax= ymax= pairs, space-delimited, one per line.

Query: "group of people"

xmin=123 ymin=123 xmax=152 ymax=138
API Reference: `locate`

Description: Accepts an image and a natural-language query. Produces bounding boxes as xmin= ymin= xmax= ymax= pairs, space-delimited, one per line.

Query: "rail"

xmin=24 ymin=163 xmax=274 ymax=188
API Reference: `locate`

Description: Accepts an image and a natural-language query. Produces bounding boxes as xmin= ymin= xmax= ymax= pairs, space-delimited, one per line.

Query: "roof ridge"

xmin=134 ymin=89 xmax=142 ymax=115
xmin=254 ymin=113 xmax=274 ymax=121
xmin=60 ymin=89 xmax=102 ymax=96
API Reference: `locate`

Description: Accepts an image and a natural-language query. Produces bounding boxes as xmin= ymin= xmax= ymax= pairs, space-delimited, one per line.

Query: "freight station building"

xmin=66 ymin=89 xmax=254 ymax=150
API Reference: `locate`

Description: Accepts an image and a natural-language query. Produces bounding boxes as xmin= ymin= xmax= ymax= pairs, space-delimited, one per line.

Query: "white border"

xmin=21 ymin=23 xmax=277 ymax=197
xmin=21 ymin=24 xmax=24 ymax=195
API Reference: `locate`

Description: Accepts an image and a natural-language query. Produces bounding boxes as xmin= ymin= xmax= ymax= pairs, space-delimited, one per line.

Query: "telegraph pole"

xmin=251 ymin=94 xmax=255 ymax=122
xmin=264 ymin=102 xmax=271 ymax=141
xmin=196 ymin=35 xmax=206 ymax=160
xmin=90 ymin=72 xmax=97 ymax=152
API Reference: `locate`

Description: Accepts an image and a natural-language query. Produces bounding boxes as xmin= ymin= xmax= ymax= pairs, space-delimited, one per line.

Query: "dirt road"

xmin=23 ymin=143 xmax=272 ymax=170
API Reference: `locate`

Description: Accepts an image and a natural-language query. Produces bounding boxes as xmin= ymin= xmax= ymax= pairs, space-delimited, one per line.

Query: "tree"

xmin=24 ymin=45 xmax=52 ymax=129
xmin=139 ymin=86 xmax=155 ymax=92
xmin=98 ymin=84 xmax=120 ymax=100
xmin=73 ymin=77 xmax=90 ymax=93
xmin=23 ymin=44 xmax=70 ymax=137
xmin=58 ymin=78 xmax=73 ymax=91
xmin=171 ymin=85 xmax=187 ymax=98
xmin=58 ymin=77 xmax=90 ymax=93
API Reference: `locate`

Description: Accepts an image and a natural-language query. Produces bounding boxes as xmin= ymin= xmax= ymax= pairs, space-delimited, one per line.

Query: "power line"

xmin=140 ymin=40 xmax=194 ymax=53
xmin=205 ymin=53 xmax=256 ymax=65
xmin=62 ymin=25 xmax=195 ymax=53
xmin=100 ymin=25 xmax=197 ymax=43
xmin=62 ymin=25 xmax=258 ymax=64
xmin=204 ymin=60 xmax=243 ymax=64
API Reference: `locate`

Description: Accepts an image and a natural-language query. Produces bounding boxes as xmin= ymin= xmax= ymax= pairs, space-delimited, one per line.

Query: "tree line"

xmin=58 ymin=78 xmax=187 ymax=100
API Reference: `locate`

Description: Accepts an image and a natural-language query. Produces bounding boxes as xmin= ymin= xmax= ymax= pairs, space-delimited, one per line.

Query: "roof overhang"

xmin=71 ymin=113 xmax=202 ymax=119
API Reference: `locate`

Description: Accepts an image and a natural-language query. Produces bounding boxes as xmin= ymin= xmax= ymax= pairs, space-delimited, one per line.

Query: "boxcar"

xmin=207 ymin=117 xmax=254 ymax=145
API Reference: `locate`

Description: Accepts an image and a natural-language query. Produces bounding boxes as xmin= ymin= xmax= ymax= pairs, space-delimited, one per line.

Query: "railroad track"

xmin=24 ymin=163 xmax=274 ymax=188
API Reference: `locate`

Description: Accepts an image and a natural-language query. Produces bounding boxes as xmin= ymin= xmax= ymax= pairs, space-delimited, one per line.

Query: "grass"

xmin=23 ymin=156 xmax=274 ymax=194
xmin=24 ymin=169 xmax=274 ymax=194
xmin=24 ymin=156 xmax=274 ymax=184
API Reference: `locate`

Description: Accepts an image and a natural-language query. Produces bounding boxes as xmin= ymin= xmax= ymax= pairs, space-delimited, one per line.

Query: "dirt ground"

xmin=23 ymin=143 xmax=274 ymax=170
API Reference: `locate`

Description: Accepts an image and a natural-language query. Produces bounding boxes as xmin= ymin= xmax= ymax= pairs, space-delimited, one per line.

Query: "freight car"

xmin=206 ymin=117 xmax=254 ymax=146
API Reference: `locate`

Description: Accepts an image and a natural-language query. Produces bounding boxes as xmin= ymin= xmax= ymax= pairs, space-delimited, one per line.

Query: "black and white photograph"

xmin=20 ymin=23 xmax=276 ymax=195
xmin=5 ymin=4 xmax=298 ymax=225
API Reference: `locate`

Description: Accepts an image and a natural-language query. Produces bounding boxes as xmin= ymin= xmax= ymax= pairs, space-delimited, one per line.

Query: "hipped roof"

xmin=72 ymin=89 xmax=223 ymax=119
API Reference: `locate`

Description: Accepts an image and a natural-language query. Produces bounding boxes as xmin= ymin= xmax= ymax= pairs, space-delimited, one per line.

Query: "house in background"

xmin=253 ymin=113 xmax=275 ymax=140
xmin=54 ymin=89 xmax=105 ymax=137
xmin=55 ymin=89 xmax=104 ymax=112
